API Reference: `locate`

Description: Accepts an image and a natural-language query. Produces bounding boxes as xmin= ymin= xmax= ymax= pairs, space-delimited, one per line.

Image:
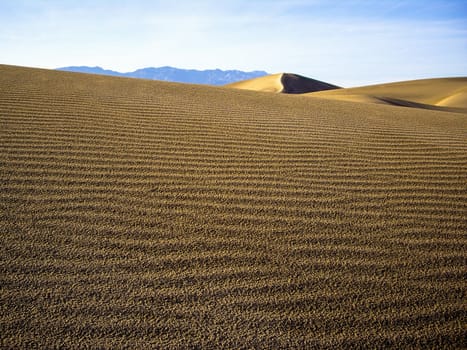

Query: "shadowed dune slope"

xmin=226 ymin=72 xmax=340 ymax=94
xmin=1 ymin=65 xmax=466 ymax=349
xmin=309 ymin=77 xmax=467 ymax=113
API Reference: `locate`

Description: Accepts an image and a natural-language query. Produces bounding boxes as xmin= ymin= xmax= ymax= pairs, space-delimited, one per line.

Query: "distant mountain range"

xmin=56 ymin=66 xmax=268 ymax=85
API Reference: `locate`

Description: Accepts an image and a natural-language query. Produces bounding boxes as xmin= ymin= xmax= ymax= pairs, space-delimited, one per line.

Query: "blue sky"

xmin=1 ymin=0 xmax=466 ymax=86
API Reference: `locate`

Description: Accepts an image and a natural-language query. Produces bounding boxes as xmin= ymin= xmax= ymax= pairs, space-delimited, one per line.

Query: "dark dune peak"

xmin=280 ymin=73 xmax=340 ymax=94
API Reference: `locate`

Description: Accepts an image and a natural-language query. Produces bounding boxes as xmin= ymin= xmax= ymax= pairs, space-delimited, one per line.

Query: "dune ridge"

xmin=309 ymin=77 xmax=467 ymax=113
xmin=226 ymin=73 xmax=340 ymax=94
xmin=1 ymin=65 xmax=466 ymax=348
xmin=228 ymin=74 xmax=467 ymax=113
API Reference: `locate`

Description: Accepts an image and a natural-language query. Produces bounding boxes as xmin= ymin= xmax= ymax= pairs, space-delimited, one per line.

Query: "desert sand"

xmin=309 ymin=77 xmax=467 ymax=113
xmin=227 ymin=72 xmax=340 ymax=94
xmin=228 ymin=73 xmax=467 ymax=113
xmin=1 ymin=65 xmax=466 ymax=348
xmin=312 ymin=78 xmax=467 ymax=108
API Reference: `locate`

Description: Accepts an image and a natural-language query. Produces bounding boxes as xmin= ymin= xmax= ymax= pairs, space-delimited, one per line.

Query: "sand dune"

xmin=229 ymin=73 xmax=467 ymax=113
xmin=437 ymin=90 xmax=467 ymax=108
xmin=227 ymin=72 xmax=340 ymax=94
xmin=1 ymin=65 xmax=466 ymax=348
xmin=309 ymin=77 xmax=467 ymax=113
xmin=226 ymin=72 xmax=284 ymax=92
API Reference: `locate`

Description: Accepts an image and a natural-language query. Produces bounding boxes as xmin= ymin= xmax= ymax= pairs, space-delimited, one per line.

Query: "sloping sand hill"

xmin=309 ymin=78 xmax=467 ymax=113
xmin=1 ymin=65 xmax=466 ymax=348
xmin=227 ymin=72 xmax=340 ymax=93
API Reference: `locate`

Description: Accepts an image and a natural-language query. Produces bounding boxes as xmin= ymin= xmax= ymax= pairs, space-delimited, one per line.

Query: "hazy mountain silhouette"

xmin=57 ymin=66 xmax=268 ymax=85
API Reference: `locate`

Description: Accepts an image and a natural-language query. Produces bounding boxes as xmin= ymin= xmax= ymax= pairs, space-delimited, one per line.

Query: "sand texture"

xmin=1 ymin=65 xmax=466 ymax=348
